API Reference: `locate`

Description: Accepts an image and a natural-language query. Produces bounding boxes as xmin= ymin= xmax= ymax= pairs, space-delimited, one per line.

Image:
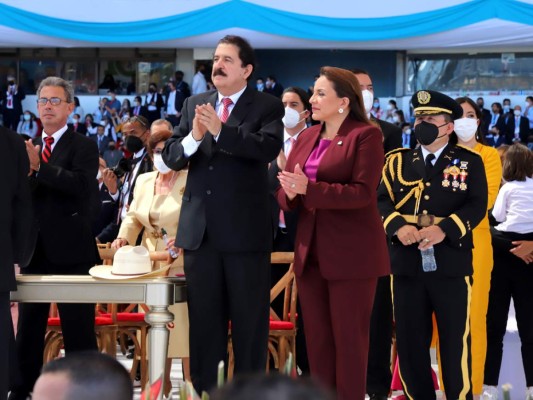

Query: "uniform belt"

xmin=401 ymin=214 xmax=444 ymax=227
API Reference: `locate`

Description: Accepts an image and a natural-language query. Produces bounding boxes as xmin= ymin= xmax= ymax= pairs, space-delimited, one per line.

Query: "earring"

xmin=338 ymin=108 xmax=344 ymax=114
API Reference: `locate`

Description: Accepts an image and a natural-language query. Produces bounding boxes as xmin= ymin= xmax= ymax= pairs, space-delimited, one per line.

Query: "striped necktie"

xmin=220 ymin=98 xmax=233 ymax=123
xmin=42 ymin=136 xmax=54 ymax=163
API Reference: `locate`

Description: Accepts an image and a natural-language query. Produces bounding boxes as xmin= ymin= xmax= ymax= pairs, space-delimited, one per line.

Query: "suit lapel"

xmin=46 ymin=130 xmax=73 ymax=165
xmin=290 ymin=126 xmax=321 ymax=172
xmin=226 ymin=86 xmax=253 ymax=126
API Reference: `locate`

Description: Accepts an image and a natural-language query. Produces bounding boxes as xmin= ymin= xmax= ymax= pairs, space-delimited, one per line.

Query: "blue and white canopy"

xmin=0 ymin=0 xmax=532 ymax=49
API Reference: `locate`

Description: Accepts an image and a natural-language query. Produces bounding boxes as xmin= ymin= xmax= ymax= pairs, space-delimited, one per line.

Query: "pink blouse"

xmin=303 ymin=139 xmax=332 ymax=182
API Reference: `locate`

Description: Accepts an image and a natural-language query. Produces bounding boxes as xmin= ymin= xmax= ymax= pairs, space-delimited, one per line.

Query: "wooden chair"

xmin=43 ymin=314 xmax=118 ymax=363
xmin=228 ymin=252 xmax=297 ymax=378
xmin=96 ymin=244 xmax=169 ymax=386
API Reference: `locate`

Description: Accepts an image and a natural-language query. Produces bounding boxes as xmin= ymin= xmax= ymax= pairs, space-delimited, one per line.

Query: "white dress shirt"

xmin=493 ymin=177 xmax=533 ymax=234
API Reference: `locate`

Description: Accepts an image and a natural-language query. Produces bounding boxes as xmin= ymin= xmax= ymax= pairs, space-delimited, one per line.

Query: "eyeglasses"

xmin=128 ymin=115 xmax=149 ymax=129
xmin=37 ymin=97 xmax=69 ymax=106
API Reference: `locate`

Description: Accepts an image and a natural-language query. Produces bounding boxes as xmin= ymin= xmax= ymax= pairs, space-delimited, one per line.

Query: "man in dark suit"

xmin=265 ymin=75 xmax=284 ymax=98
xmin=163 ymin=35 xmax=284 ymax=393
xmin=505 ymin=105 xmax=530 ymax=144
xmin=476 ymin=97 xmax=492 ymax=137
xmin=1 ymin=75 xmax=25 ymax=131
xmin=353 ymin=68 xmax=399 ymax=400
xmin=145 ymin=83 xmax=164 ymax=125
xmin=164 ymin=81 xmax=185 ymax=127
xmin=131 ymin=96 xmax=149 ymax=119
xmin=68 ymin=113 xmax=87 ymax=135
xmin=91 ymin=124 xmax=111 ymax=155
xmin=352 ymin=69 xmax=403 ymax=154
xmin=268 ymin=86 xmax=310 ymax=375
xmin=0 ymin=127 xmax=31 ymax=400
xmin=9 ymin=77 xmax=99 ymax=400
xmin=93 ymin=158 xmax=118 ymax=238
xmin=97 ymin=116 xmax=153 ymax=245
xmin=378 ymin=90 xmax=488 ymax=400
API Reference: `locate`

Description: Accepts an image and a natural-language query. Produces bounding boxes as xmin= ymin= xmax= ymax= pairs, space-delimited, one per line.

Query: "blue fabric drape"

xmin=0 ymin=0 xmax=531 ymax=43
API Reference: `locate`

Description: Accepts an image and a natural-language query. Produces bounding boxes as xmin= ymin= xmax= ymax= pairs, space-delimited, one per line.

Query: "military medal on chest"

xmin=445 ymin=159 xmax=461 ymax=190
xmin=459 ymin=161 xmax=469 ymax=191
xmin=442 ymin=166 xmax=450 ymax=187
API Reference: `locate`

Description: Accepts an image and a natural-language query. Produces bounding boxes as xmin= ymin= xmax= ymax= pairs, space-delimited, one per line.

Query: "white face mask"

xmin=282 ymin=107 xmax=305 ymax=129
xmin=153 ymin=153 xmax=172 ymax=174
xmin=454 ymin=117 xmax=478 ymax=141
xmin=514 ymin=109 xmax=521 ymax=116
xmin=387 ymin=103 xmax=394 ymax=111
xmin=404 ymin=128 xmax=412 ymax=135
xmin=23 ymin=114 xmax=31 ymax=121
xmin=361 ymin=89 xmax=374 ymax=114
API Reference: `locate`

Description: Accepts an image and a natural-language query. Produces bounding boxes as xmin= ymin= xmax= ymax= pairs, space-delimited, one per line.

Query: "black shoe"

xmin=369 ymin=395 xmax=388 ymax=400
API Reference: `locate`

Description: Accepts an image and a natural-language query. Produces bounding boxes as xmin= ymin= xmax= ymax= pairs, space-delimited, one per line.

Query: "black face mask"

xmin=8 ymin=80 xmax=14 ymax=86
xmin=414 ymin=121 xmax=449 ymax=146
xmin=124 ymin=135 xmax=144 ymax=153
xmin=108 ymin=144 xmax=116 ymax=151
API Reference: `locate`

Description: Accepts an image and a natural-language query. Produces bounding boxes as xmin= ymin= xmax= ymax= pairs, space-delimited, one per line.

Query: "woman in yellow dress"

xmin=451 ymin=97 xmax=502 ymax=398
xmin=112 ymin=128 xmax=189 ymax=397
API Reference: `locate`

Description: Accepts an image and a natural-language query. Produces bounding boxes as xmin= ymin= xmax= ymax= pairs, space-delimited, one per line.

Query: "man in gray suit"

xmin=163 ymin=35 xmax=284 ymax=393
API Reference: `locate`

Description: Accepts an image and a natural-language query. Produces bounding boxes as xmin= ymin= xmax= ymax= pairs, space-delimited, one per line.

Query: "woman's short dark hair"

xmin=319 ymin=66 xmax=369 ymax=124
xmin=218 ymin=35 xmax=255 ymax=74
xmin=502 ymin=143 xmax=533 ymax=182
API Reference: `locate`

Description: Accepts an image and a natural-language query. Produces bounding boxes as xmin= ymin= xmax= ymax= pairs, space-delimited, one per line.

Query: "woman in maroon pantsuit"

xmin=276 ymin=66 xmax=390 ymax=400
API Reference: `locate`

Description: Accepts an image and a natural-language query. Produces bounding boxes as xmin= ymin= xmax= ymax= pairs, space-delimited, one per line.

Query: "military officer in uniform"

xmin=377 ymin=90 xmax=488 ymax=400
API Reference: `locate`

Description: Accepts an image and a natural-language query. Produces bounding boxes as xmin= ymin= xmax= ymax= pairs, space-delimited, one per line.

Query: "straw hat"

xmin=89 ymin=245 xmax=170 ymax=280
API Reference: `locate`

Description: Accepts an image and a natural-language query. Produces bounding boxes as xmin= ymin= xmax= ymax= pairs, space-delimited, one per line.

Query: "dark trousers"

xmin=10 ymin=238 xmax=97 ymax=396
xmin=366 ymin=275 xmax=393 ymax=396
xmin=484 ymin=229 xmax=533 ymax=386
xmin=271 ymin=226 xmax=309 ymax=374
xmin=184 ymin=235 xmax=270 ymax=394
xmin=297 ymin=253 xmax=376 ymax=400
xmin=393 ymin=274 xmax=472 ymax=400
xmin=0 ymin=293 xmax=16 ymax=399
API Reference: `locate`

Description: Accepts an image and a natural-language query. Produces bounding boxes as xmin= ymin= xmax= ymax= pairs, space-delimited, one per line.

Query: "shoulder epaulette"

xmin=384 ymin=147 xmax=410 ymax=159
xmin=455 ymin=144 xmax=481 ymax=156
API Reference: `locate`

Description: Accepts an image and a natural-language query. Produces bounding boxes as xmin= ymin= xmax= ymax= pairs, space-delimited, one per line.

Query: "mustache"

xmin=213 ymin=68 xmax=227 ymax=77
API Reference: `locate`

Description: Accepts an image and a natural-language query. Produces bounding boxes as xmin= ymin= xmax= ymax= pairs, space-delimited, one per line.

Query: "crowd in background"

xmin=1 ymin=41 xmax=533 ymax=400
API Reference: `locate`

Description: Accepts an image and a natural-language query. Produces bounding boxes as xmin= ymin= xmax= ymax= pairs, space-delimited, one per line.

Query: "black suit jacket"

xmin=68 ymin=122 xmax=87 ymax=135
xmin=91 ymin=134 xmax=111 ymax=155
xmin=505 ymin=115 xmax=530 ymax=144
xmin=93 ymin=183 xmax=118 ymax=237
xmin=373 ymin=118 xmax=403 ymax=153
xmin=480 ymin=108 xmax=491 ymax=136
xmin=268 ymin=161 xmax=298 ymax=246
xmin=131 ymin=105 xmax=149 ymax=119
xmin=0 ymin=127 xmax=32 ymax=291
xmin=1 ymin=85 xmax=25 ymax=117
xmin=22 ymin=129 xmax=100 ymax=269
xmin=163 ymin=86 xmax=284 ymax=252
xmin=96 ymin=151 xmax=153 ymax=244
